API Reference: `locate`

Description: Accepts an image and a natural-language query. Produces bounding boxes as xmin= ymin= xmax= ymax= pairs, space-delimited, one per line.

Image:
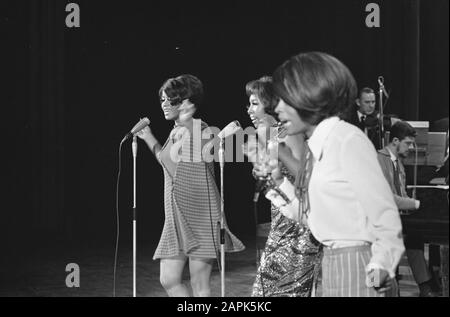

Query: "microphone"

xmin=218 ymin=120 xmax=242 ymax=139
xmin=253 ymin=178 xmax=267 ymax=202
xmin=378 ymin=76 xmax=390 ymax=98
xmin=218 ymin=121 xmax=242 ymax=167
xmin=123 ymin=117 xmax=150 ymax=141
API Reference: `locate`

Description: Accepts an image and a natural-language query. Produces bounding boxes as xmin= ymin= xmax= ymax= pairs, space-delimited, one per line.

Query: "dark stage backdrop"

xmin=1 ymin=0 xmax=448 ymax=268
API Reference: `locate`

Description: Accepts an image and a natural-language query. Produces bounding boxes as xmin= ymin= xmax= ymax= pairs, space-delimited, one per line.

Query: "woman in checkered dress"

xmin=137 ymin=74 xmax=245 ymax=297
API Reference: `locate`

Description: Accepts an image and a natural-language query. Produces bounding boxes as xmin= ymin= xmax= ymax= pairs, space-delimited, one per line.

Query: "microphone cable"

xmin=205 ymin=163 xmax=222 ymax=272
xmin=194 ymin=123 xmax=220 ymax=270
xmin=252 ymin=187 xmax=266 ymax=297
xmin=113 ymin=139 xmax=125 ymax=297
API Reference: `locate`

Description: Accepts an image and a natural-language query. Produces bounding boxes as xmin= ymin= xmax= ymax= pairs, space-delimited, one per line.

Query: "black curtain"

xmin=1 ymin=0 xmax=448 ymax=266
xmin=28 ymin=0 xmax=67 ymax=242
xmin=419 ymin=0 xmax=449 ymax=121
xmin=2 ymin=0 xmax=66 ymax=268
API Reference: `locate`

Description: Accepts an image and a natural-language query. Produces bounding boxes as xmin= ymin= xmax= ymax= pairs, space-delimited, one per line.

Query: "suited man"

xmin=349 ymin=87 xmax=381 ymax=149
xmin=377 ymin=121 xmax=438 ymax=297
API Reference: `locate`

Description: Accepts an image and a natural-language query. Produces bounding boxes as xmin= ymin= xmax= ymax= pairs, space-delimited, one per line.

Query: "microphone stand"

xmin=218 ymin=138 xmax=226 ymax=297
xmin=378 ymin=78 xmax=386 ymax=149
xmin=253 ymin=189 xmax=261 ymax=266
xmin=412 ymin=141 xmax=419 ymax=199
xmin=253 ymin=186 xmax=266 ymax=297
xmin=132 ymin=136 xmax=138 ymax=297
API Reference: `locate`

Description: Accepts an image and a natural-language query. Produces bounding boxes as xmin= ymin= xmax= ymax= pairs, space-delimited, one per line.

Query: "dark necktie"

xmin=360 ymin=116 xmax=369 ymax=137
xmin=359 ymin=115 xmax=366 ymax=129
xmin=392 ymin=159 xmax=402 ymax=196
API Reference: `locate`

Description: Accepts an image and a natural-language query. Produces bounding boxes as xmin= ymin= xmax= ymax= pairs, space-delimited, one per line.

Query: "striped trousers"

xmin=321 ymin=245 xmax=398 ymax=297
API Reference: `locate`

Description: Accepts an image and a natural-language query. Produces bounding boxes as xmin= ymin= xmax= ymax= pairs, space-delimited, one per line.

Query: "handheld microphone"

xmin=123 ymin=117 xmax=150 ymax=141
xmin=218 ymin=120 xmax=242 ymax=139
xmin=253 ymin=178 xmax=267 ymax=202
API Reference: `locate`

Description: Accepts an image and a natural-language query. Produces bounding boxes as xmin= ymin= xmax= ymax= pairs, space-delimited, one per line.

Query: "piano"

xmin=401 ymin=182 xmax=448 ymax=297
xmin=402 ymin=183 xmax=448 ymax=245
xmin=400 ymin=121 xmax=449 ymax=296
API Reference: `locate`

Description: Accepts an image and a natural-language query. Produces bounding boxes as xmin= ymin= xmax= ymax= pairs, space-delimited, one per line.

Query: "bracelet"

xmin=265 ymin=176 xmax=292 ymax=204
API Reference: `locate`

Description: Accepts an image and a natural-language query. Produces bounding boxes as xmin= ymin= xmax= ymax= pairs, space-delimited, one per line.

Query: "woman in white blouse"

xmin=257 ymin=52 xmax=405 ymax=297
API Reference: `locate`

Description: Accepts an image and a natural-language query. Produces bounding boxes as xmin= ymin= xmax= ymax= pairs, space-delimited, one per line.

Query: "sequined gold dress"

xmin=252 ymin=168 xmax=322 ymax=297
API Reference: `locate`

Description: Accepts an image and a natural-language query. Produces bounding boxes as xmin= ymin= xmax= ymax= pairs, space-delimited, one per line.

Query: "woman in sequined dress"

xmin=137 ymin=74 xmax=245 ymax=297
xmin=245 ymin=76 xmax=322 ymax=297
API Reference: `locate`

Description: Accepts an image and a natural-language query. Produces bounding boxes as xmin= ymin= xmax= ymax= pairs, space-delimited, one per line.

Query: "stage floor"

xmin=0 ymin=237 xmax=433 ymax=297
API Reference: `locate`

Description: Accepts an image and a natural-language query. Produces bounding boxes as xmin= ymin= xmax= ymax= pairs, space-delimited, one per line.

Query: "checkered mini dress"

xmin=153 ymin=119 xmax=245 ymax=259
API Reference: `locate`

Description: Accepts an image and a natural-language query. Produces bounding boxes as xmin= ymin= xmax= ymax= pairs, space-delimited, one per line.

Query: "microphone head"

xmin=130 ymin=117 xmax=150 ymax=134
xmin=139 ymin=117 xmax=150 ymax=125
xmin=218 ymin=120 xmax=242 ymax=138
xmin=227 ymin=120 xmax=241 ymax=129
xmin=123 ymin=117 xmax=151 ymax=142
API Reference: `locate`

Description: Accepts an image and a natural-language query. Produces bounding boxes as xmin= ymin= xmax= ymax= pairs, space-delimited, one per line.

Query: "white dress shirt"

xmin=357 ymin=110 xmax=365 ymax=122
xmin=266 ymin=117 xmax=405 ymax=277
xmin=357 ymin=111 xmax=368 ymax=135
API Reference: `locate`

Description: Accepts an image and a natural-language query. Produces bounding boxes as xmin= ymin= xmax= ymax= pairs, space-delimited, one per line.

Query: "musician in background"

xmin=377 ymin=121 xmax=439 ymax=297
xmin=349 ymin=87 xmax=380 ymax=149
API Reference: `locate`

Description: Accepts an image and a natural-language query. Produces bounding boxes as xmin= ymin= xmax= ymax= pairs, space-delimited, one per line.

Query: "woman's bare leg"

xmin=160 ymin=255 xmax=189 ymax=297
xmin=189 ymin=257 xmax=213 ymax=297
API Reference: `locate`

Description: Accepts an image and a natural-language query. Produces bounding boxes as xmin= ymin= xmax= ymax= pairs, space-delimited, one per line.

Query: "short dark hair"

xmin=159 ymin=74 xmax=204 ymax=109
xmin=245 ymin=76 xmax=279 ymax=117
xmin=273 ymin=52 xmax=357 ymax=125
xmin=358 ymin=87 xmax=375 ymax=99
xmin=389 ymin=121 xmax=417 ymax=142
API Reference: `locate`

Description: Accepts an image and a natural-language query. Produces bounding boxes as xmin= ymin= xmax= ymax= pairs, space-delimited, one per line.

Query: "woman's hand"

xmin=136 ymin=125 xmax=162 ymax=156
xmin=242 ymin=135 xmax=260 ymax=163
xmin=252 ymin=160 xmax=283 ymax=186
xmin=277 ymin=125 xmax=288 ymax=139
xmin=178 ymin=100 xmax=196 ymax=122
xmin=367 ymin=268 xmax=395 ymax=294
xmin=135 ymin=125 xmax=153 ymax=140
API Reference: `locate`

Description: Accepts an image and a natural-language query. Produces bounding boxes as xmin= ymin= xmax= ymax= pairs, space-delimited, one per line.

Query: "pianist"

xmin=377 ymin=121 xmax=439 ymax=297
